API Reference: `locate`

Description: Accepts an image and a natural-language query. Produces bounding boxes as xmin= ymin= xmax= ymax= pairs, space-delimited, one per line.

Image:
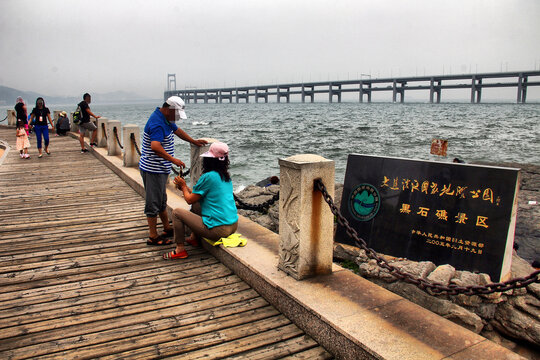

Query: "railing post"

xmin=123 ymin=124 xmax=140 ymax=167
xmin=106 ymin=120 xmax=122 ymax=156
xmin=52 ymin=110 xmax=61 ymax=129
xmin=189 ymin=137 xmax=218 ymax=187
xmin=7 ymin=110 xmax=16 ymax=126
xmin=96 ymin=117 xmax=109 ymax=147
xmin=278 ymin=154 xmax=335 ymax=280
xmin=70 ymin=112 xmax=79 ymax=133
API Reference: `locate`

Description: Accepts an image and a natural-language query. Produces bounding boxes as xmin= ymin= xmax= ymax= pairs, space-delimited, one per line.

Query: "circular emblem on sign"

xmin=349 ymin=184 xmax=380 ymax=221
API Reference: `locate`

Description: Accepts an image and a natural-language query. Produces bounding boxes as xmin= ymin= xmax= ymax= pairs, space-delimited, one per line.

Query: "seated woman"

xmin=163 ymin=142 xmax=238 ymax=259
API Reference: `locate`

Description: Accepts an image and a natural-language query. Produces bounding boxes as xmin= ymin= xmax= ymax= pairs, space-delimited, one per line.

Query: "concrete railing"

xmin=4 ymin=108 xmax=337 ymax=280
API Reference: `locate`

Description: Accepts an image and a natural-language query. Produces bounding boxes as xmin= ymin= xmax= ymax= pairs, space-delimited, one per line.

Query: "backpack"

xmin=73 ymin=105 xmax=82 ymax=124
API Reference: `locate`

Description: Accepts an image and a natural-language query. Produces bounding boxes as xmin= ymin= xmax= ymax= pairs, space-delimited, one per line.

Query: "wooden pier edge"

xmin=77 ymin=131 xmax=524 ymax=360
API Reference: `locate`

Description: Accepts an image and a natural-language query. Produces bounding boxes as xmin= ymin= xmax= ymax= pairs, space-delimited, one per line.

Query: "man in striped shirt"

xmin=140 ymin=96 xmax=207 ymax=245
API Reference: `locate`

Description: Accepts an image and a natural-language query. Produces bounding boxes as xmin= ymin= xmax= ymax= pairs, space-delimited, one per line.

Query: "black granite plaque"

xmin=335 ymin=154 xmax=520 ymax=282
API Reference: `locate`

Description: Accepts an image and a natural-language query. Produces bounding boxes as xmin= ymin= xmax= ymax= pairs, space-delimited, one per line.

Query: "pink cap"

xmin=200 ymin=142 xmax=229 ymax=161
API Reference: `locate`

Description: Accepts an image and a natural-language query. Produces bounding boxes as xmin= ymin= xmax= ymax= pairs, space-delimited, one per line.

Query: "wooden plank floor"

xmin=0 ymin=128 xmax=332 ymax=360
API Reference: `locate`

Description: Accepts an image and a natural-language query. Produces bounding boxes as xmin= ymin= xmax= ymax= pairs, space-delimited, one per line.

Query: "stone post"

xmin=123 ymin=124 xmax=140 ymax=167
xmin=96 ymin=117 xmax=109 ymax=147
xmin=7 ymin=110 xmax=16 ymax=126
xmin=278 ymin=154 xmax=335 ymax=280
xmin=52 ymin=110 xmax=61 ymax=128
xmin=106 ymin=120 xmax=123 ymax=156
xmin=189 ymin=137 xmax=218 ymax=187
xmin=70 ymin=112 xmax=79 ymax=133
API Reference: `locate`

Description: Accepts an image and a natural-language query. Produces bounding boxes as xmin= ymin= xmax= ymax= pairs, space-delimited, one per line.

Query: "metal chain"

xmin=234 ymin=192 xmax=279 ymax=213
xmin=171 ymin=166 xmax=190 ymax=177
xmin=314 ymin=179 xmax=540 ymax=295
xmin=101 ymin=123 xmax=108 ymax=139
xmin=130 ymin=133 xmax=141 ymax=156
xmin=113 ymin=127 xmax=124 ymax=149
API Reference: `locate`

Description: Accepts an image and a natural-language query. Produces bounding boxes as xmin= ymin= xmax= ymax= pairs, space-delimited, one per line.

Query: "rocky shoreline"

xmin=235 ymin=162 xmax=540 ymax=358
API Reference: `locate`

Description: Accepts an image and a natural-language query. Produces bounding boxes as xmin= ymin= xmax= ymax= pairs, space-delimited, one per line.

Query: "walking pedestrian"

xmin=78 ymin=93 xmax=100 ymax=152
xmin=139 ymin=96 xmax=207 ymax=245
xmin=16 ymin=119 xmax=30 ymax=159
xmin=29 ymin=97 xmax=53 ymax=158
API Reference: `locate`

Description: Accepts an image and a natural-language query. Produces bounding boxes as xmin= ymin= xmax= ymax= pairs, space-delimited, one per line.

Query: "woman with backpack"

xmin=29 ymin=97 xmax=54 ymax=158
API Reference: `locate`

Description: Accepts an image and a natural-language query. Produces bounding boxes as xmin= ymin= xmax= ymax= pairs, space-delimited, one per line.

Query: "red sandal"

xmin=186 ymin=236 xmax=199 ymax=247
xmin=163 ymin=249 xmax=188 ymax=260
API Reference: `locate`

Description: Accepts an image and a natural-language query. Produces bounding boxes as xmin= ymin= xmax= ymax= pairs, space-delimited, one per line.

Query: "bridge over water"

xmin=165 ymin=70 xmax=540 ymax=104
xmin=0 ymin=120 xmax=527 ymax=359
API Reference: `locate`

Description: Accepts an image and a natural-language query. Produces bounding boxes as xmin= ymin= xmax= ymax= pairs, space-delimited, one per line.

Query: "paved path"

xmin=0 ymin=127 xmax=332 ymax=359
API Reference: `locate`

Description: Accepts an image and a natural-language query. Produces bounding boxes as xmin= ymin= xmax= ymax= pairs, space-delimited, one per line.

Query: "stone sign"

xmin=335 ymin=154 xmax=520 ymax=282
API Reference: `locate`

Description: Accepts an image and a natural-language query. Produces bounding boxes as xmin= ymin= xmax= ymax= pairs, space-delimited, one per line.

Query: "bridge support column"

xmin=96 ymin=117 xmax=109 ymax=147
xmin=517 ymin=74 xmax=528 ymax=103
xmin=430 ymin=78 xmax=441 ymax=103
xmin=189 ymin=137 xmax=219 ymax=187
xmin=278 ymin=154 xmax=335 ymax=280
xmin=123 ymin=124 xmax=140 ymax=167
xmin=7 ymin=110 xmax=16 ymax=126
xmin=471 ymin=77 xmax=482 ymax=103
xmin=393 ymin=81 xmax=405 ymax=103
xmin=106 ymin=120 xmax=123 ymax=156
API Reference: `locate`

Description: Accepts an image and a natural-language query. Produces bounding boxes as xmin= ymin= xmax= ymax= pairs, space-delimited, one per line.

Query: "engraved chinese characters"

xmin=335 ymin=155 xmax=520 ymax=281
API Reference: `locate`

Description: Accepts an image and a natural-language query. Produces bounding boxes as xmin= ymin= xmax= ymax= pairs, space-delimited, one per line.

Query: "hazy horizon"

xmin=1 ymin=0 xmax=539 ymax=101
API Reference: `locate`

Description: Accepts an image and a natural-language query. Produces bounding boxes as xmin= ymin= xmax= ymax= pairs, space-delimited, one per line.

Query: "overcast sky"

xmin=1 ymin=0 xmax=539 ymax=99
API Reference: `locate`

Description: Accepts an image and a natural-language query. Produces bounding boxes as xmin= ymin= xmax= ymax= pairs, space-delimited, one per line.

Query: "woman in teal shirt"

xmin=164 ymin=142 xmax=238 ymax=259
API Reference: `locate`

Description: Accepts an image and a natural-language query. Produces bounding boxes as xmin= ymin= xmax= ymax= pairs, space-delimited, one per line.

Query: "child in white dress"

xmin=16 ymin=119 xmax=30 ymax=159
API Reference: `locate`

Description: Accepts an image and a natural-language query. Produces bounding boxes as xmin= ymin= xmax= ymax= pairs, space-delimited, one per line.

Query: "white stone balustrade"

xmin=123 ymin=124 xmax=140 ymax=167
xmin=70 ymin=112 xmax=79 ymax=133
xmin=96 ymin=117 xmax=109 ymax=147
xmin=278 ymin=154 xmax=335 ymax=280
xmin=106 ymin=120 xmax=123 ymax=156
xmin=7 ymin=110 xmax=16 ymax=126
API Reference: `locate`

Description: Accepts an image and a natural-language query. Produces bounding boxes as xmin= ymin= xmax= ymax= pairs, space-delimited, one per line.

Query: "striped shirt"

xmin=139 ymin=108 xmax=178 ymax=174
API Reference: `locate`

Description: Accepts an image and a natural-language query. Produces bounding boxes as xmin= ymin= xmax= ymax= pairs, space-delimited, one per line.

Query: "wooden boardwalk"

xmin=0 ymin=127 xmax=332 ymax=359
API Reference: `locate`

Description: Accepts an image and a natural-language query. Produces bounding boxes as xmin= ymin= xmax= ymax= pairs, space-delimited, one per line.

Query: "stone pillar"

xmin=106 ymin=120 xmax=123 ymax=156
xmin=123 ymin=124 xmax=140 ymax=167
xmin=7 ymin=110 xmax=16 ymax=126
xmin=278 ymin=154 xmax=335 ymax=280
xmin=96 ymin=117 xmax=109 ymax=147
xmin=70 ymin=112 xmax=79 ymax=133
xmin=52 ymin=110 xmax=61 ymax=128
xmin=189 ymin=137 xmax=219 ymax=187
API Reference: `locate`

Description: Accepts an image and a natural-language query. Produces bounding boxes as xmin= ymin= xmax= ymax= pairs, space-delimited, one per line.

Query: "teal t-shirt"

xmin=193 ymin=171 xmax=238 ymax=229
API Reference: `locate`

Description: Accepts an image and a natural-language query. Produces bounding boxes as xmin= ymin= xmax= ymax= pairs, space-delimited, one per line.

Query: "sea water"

xmin=2 ymin=101 xmax=538 ymax=262
xmin=3 ymin=102 xmax=539 ymax=188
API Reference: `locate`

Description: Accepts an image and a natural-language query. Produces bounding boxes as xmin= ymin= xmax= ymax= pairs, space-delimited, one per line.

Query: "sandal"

xmin=146 ymin=235 xmax=173 ymax=246
xmin=161 ymin=227 xmax=174 ymax=238
xmin=163 ymin=249 xmax=188 ymax=260
xmin=186 ymin=236 xmax=199 ymax=247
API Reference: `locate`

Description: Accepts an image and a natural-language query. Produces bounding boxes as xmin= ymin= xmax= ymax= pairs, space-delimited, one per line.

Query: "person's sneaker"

xmin=91 ymin=142 xmax=97 ymax=147
xmin=81 ymin=148 xmax=89 ymax=153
